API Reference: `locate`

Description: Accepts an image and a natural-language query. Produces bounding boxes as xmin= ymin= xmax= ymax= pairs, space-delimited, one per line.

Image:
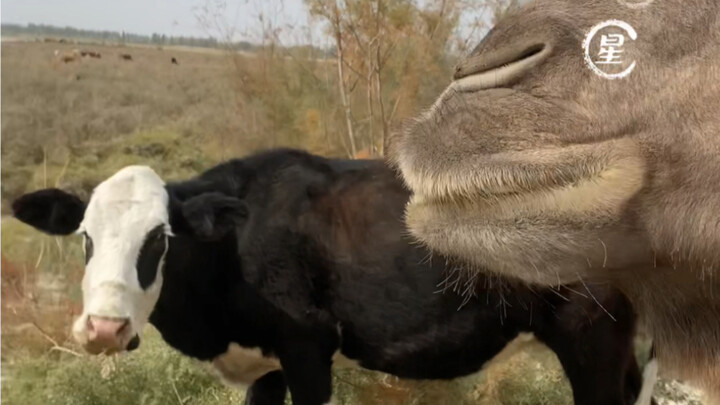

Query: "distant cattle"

xmin=12 ymin=149 xmax=656 ymax=405
xmin=55 ymin=51 xmax=78 ymax=64
xmin=119 ymin=53 xmax=133 ymax=61
xmin=171 ymin=57 xmax=178 ymax=65
xmin=80 ymin=50 xmax=101 ymax=59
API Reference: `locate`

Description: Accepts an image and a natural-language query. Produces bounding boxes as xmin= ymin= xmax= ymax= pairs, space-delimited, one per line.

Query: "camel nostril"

xmin=454 ymin=43 xmax=547 ymax=79
xmin=452 ymin=42 xmax=551 ymax=92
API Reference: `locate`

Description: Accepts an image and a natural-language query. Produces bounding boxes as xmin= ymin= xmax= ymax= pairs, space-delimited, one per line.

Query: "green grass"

xmin=2 ymin=328 xmax=246 ymax=405
xmin=3 ymin=127 xmax=211 ymax=204
xmin=1 ymin=322 xmax=592 ymax=405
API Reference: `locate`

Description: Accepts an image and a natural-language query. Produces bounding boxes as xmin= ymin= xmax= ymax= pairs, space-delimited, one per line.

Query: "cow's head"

xmin=12 ymin=166 xmax=245 ymax=354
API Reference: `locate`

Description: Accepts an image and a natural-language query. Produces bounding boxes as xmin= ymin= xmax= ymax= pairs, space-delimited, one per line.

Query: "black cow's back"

xmin=151 ymin=149 xmax=643 ymax=405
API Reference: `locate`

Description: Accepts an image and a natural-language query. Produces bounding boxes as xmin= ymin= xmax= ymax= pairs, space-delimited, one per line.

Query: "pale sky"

xmin=1 ymin=0 xmax=317 ymax=44
xmin=1 ymin=0 xmax=492 ymax=48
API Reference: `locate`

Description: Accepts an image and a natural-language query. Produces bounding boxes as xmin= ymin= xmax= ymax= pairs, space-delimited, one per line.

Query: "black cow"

xmin=12 ymin=149 xmax=655 ymax=405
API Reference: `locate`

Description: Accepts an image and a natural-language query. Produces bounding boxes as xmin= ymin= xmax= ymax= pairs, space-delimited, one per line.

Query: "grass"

xmin=0 ymin=41 xmax=247 ymax=206
xmin=1 ymin=328 xmax=246 ymax=405
xmin=1 ymin=322 xmax=584 ymax=405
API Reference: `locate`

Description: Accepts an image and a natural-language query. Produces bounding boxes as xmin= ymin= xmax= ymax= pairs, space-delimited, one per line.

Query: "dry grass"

xmin=0 ymin=39 xmax=382 ymax=209
xmin=1 ymin=40 xmax=239 ymax=148
xmin=1 ymin=41 xmax=270 ymax=207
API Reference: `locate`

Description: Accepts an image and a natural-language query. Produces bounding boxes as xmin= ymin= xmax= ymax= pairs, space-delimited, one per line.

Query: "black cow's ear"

xmin=306 ymin=183 xmax=329 ymax=200
xmin=305 ymin=175 xmax=335 ymax=201
xmin=180 ymin=192 xmax=248 ymax=240
xmin=12 ymin=188 xmax=86 ymax=235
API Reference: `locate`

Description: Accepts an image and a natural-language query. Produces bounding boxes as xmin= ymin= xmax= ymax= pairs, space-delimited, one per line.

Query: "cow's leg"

xmin=624 ymin=355 xmax=644 ymax=405
xmin=535 ymin=299 xmax=638 ymax=405
xmin=541 ymin=333 xmax=629 ymax=405
xmin=277 ymin=344 xmax=334 ymax=405
xmin=244 ymin=370 xmax=287 ymax=405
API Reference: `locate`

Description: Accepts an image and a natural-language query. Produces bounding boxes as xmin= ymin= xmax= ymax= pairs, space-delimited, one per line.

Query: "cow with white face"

xmin=12 ymin=149 xmax=655 ymax=405
xmin=74 ymin=166 xmax=170 ymax=354
xmin=13 ymin=164 xmax=248 ymax=357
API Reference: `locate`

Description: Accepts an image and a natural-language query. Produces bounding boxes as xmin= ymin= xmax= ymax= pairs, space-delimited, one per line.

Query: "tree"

xmin=306 ymin=0 xmax=467 ymax=156
xmin=191 ymin=0 xmax=518 ymax=159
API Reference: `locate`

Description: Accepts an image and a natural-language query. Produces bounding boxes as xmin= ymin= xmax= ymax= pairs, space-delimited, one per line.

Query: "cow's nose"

xmin=86 ymin=315 xmax=130 ymax=352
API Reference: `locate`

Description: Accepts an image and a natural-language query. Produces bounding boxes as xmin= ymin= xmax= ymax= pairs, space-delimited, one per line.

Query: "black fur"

xmin=12 ymin=149 xmax=648 ymax=405
xmin=136 ymin=225 xmax=167 ymax=289
xmin=159 ymin=149 xmax=649 ymax=405
xmin=181 ymin=192 xmax=247 ymax=241
xmin=12 ymin=188 xmax=85 ymax=235
xmin=244 ymin=371 xmax=287 ymax=405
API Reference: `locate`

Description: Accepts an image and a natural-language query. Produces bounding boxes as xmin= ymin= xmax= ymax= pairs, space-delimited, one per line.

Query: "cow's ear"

xmin=12 ymin=188 xmax=86 ymax=235
xmin=306 ymin=183 xmax=329 ymax=200
xmin=305 ymin=174 xmax=336 ymax=201
xmin=180 ymin=192 xmax=248 ymax=240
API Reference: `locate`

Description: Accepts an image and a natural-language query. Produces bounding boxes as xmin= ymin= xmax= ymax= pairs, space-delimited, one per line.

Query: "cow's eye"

xmin=83 ymin=233 xmax=94 ymax=265
xmin=137 ymin=226 xmax=168 ymax=289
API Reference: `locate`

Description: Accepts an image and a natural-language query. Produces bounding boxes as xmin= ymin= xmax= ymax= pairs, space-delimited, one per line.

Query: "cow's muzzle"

xmin=82 ymin=315 xmax=140 ymax=354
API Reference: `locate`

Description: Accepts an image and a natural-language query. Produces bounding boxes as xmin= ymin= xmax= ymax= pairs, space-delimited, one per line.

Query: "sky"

xmin=1 ymin=0 xmax=493 ymax=48
xmin=1 ymin=0 xmax=320 ymax=44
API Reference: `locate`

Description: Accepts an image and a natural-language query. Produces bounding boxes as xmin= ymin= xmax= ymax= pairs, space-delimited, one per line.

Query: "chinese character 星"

xmin=595 ymin=34 xmax=625 ymax=65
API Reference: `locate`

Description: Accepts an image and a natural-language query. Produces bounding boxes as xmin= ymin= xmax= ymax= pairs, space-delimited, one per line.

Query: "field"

xmin=0 ymin=39 xmax=700 ymax=405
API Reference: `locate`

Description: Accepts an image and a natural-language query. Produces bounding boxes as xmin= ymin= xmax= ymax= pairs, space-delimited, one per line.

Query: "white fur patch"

xmin=210 ymin=344 xmax=359 ymax=392
xmin=332 ymin=351 xmax=361 ymax=369
xmin=212 ymin=343 xmax=282 ymax=389
xmin=634 ymin=358 xmax=658 ymax=405
xmin=477 ymin=333 xmax=536 ymax=374
xmin=73 ymin=166 xmax=170 ymax=347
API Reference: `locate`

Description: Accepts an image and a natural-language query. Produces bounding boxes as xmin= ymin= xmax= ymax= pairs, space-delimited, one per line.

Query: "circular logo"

xmin=582 ymin=20 xmax=638 ymax=80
